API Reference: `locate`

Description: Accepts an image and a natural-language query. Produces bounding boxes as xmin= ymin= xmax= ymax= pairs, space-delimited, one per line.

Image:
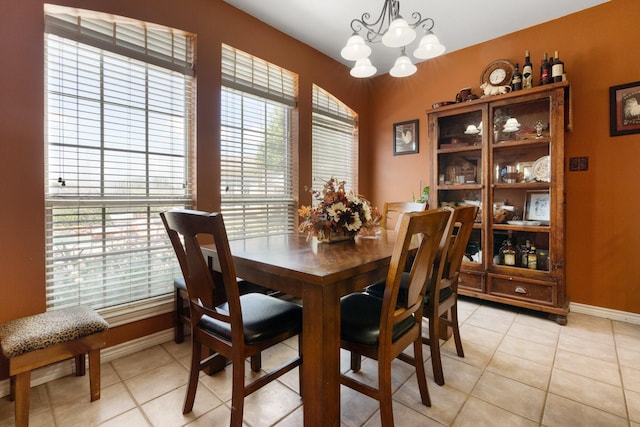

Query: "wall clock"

xmin=480 ymin=59 xmax=515 ymax=86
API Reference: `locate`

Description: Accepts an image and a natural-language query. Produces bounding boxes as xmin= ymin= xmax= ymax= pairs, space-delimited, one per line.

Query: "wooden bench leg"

xmin=14 ymin=371 xmax=30 ymax=427
xmin=75 ymin=354 xmax=86 ymax=376
xmin=88 ymin=349 xmax=101 ymax=402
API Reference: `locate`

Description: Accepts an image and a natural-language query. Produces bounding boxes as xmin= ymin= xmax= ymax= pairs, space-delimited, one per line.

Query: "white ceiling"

xmin=223 ymin=0 xmax=609 ymax=76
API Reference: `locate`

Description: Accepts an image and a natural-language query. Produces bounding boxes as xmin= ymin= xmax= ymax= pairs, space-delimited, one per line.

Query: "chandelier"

xmin=340 ymin=0 xmax=445 ymax=78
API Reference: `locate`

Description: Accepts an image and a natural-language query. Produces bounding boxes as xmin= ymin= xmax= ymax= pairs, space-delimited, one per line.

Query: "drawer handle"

xmin=514 ymin=286 xmax=528 ymax=294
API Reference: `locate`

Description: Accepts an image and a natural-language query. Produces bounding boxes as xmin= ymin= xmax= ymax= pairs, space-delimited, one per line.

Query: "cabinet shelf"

xmin=493 ymin=138 xmax=550 ymax=149
xmin=427 ymin=83 xmax=569 ymax=324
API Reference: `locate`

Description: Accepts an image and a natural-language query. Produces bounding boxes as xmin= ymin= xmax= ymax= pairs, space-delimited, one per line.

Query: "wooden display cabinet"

xmin=426 ymin=82 xmax=570 ymax=324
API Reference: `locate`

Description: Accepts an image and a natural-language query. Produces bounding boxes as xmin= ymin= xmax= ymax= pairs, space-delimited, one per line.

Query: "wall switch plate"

xmin=569 ymin=156 xmax=589 ymax=171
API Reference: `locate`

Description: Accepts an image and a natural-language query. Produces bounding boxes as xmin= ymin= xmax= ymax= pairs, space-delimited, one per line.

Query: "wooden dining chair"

xmin=380 ymin=201 xmax=427 ymax=231
xmin=339 ymin=209 xmax=450 ymax=426
xmin=364 ymin=205 xmax=478 ymax=386
xmin=423 ymin=205 xmax=478 ymax=385
xmin=160 ymin=209 xmax=302 ymax=427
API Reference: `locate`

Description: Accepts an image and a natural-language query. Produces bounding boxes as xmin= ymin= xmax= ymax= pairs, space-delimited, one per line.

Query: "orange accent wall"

xmin=0 ymin=0 xmax=638 ymax=354
xmin=368 ymin=0 xmax=640 ymax=314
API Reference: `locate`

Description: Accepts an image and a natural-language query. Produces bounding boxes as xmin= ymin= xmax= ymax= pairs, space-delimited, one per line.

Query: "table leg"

xmin=302 ymin=284 xmax=341 ymax=427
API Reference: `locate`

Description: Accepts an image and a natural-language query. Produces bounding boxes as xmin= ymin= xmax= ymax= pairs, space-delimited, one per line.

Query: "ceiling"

xmin=223 ymin=0 xmax=609 ymax=76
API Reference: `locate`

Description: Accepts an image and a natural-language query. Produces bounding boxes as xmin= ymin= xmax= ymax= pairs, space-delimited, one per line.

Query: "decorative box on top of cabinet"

xmin=426 ymin=81 xmax=570 ymax=325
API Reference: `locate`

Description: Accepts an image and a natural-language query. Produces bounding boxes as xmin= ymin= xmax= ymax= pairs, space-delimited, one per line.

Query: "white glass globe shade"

xmin=350 ymin=58 xmax=377 ymax=78
xmin=389 ymin=55 xmax=416 ymax=78
xmin=340 ymin=34 xmax=371 ymax=61
xmin=381 ymin=17 xmax=416 ymax=48
xmin=413 ymin=32 xmax=446 ymax=59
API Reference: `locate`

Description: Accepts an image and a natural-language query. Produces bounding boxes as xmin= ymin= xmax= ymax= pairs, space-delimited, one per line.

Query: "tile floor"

xmin=1 ymin=298 xmax=639 ymax=427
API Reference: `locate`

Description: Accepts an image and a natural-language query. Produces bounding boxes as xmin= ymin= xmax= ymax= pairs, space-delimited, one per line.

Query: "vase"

xmin=317 ymin=230 xmax=356 ymax=243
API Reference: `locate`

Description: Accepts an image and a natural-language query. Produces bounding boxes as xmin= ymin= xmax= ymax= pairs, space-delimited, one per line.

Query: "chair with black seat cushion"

xmin=340 ymin=209 xmax=450 ymax=427
xmin=364 ymin=205 xmax=478 ymax=386
xmin=423 ymin=205 xmax=478 ymax=385
xmin=380 ymin=201 xmax=427 ymax=231
xmin=173 ymin=276 xmax=265 ymax=371
xmin=160 ymin=209 xmax=302 ymax=427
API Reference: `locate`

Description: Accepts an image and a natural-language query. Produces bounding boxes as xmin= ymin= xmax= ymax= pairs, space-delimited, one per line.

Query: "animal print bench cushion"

xmin=0 ymin=305 xmax=109 ymax=358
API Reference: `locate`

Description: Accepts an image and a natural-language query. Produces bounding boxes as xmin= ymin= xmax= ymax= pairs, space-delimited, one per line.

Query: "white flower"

xmin=345 ymin=212 xmax=362 ymax=231
xmin=362 ymin=203 xmax=372 ymax=222
xmin=327 ymin=202 xmax=346 ymax=222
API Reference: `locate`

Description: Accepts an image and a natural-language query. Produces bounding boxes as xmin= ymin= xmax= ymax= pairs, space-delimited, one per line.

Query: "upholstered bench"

xmin=0 ymin=305 xmax=108 ymax=427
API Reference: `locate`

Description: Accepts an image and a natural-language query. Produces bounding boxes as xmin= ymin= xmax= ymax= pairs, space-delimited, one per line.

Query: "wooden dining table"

xmin=201 ymin=231 xmax=400 ymax=427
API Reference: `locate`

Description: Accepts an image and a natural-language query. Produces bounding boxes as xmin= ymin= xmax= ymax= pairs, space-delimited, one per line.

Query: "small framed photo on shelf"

xmin=393 ymin=119 xmax=419 ymax=155
xmin=525 ymin=190 xmax=551 ymax=224
xmin=609 ymin=81 xmax=640 ymax=136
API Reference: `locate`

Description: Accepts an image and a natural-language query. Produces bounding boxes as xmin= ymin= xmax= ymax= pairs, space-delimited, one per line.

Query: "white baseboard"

xmin=570 ymin=302 xmax=640 ymax=325
xmin=0 ymin=329 xmax=173 ymax=399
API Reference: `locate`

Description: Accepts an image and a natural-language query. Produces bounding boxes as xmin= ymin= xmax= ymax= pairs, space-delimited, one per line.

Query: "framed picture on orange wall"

xmin=393 ymin=119 xmax=419 ymax=155
xmin=610 ymin=81 xmax=640 ymax=136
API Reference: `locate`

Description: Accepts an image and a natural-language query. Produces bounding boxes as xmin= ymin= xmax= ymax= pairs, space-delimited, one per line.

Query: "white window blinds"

xmin=45 ymin=6 xmax=194 ymax=310
xmin=312 ymin=85 xmax=358 ymax=191
xmin=220 ymin=45 xmax=297 ymax=239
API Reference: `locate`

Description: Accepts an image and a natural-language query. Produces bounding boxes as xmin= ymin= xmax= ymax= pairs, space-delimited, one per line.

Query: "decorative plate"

xmin=533 ymin=155 xmax=551 ymax=182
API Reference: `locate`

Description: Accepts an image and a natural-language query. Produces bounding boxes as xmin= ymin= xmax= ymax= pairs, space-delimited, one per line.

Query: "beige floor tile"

xmin=549 ymin=369 xmax=627 ymax=417
xmin=362 ymin=400 xmax=442 ymax=427
xmin=615 ymin=331 xmax=640 ymax=352
xmin=557 ymin=332 xmax=618 ymax=364
xmin=622 ymin=364 xmax=640 ymax=393
xmin=124 ymin=360 xmax=189 ymax=404
xmin=465 ymin=311 xmax=514 ymax=334
xmin=141 ymin=384 xmax=221 ymax=427
xmin=102 ymin=362 xmax=122 ymax=389
xmin=486 ymin=350 xmax=551 ymax=390
xmin=613 ymin=320 xmax=640 ymax=338
xmin=618 ymin=346 xmax=640 ymax=368
xmin=51 ymin=381 xmax=137 ymax=427
xmin=507 ymin=321 xmax=559 ymax=348
xmin=272 ymin=406 xmax=303 ymax=427
xmin=453 ymin=396 xmax=538 ymax=427
xmin=471 ymin=370 xmax=546 ymax=422
xmin=339 ymin=385 xmax=379 ymax=427
xmin=111 ymin=345 xmax=175 ymax=380
xmin=0 ymin=384 xmax=51 ymax=427
xmin=498 ymin=334 xmax=557 ymax=366
xmin=435 ymin=355 xmax=483 ymax=394
xmin=542 ymin=393 xmax=628 ymax=427
xmin=47 ymin=371 xmax=91 ymax=405
xmin=241 ymin=381 xmax=302 ymax=427
xmin=554 ymin=348 xmax=621 ymax=386
xmin=627 ymin=389 xmax=640 ymax=423
xmin=394 ymin=373 xmax=467 ymax=425
xmin=457 ymin=323 xmax=504 ymax=351
xmin=98 ymin=407 xmax=150 ymax=426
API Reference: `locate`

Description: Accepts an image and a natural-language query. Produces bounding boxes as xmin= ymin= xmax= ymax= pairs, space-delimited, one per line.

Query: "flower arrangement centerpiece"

xmin=298 ymin=177 xmax=380 ymax=242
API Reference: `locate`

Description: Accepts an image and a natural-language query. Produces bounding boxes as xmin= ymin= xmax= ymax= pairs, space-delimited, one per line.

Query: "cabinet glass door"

xmin=490 ymin=98 xmax=552 ymax=272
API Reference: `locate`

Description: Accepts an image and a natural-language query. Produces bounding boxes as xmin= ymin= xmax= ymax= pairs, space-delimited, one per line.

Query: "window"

xmin=44 ymin=6 xmax=194 ymax=310
xmin=220 ymin=45 xmax=297 ymax=239
xmin=311 ymin=85 xmax=358 ymax=191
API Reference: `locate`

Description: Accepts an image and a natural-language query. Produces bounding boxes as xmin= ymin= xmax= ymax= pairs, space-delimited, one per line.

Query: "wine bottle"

xmin=552 ymin=51 xmax=564 ymax=83
xmin=540 ymin=52 xmax=551 ymax=85
xmin=522 ymin=50 xmax=533 ymax=89
xmin=511 ymin=63 xmax=522 ymax=91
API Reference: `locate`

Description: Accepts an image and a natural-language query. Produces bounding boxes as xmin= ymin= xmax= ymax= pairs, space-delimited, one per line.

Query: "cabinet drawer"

xmin=488 ymin=274 xmax=555 ymax=306
xmin=459 ymin=271 xmax=484 ymax=292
